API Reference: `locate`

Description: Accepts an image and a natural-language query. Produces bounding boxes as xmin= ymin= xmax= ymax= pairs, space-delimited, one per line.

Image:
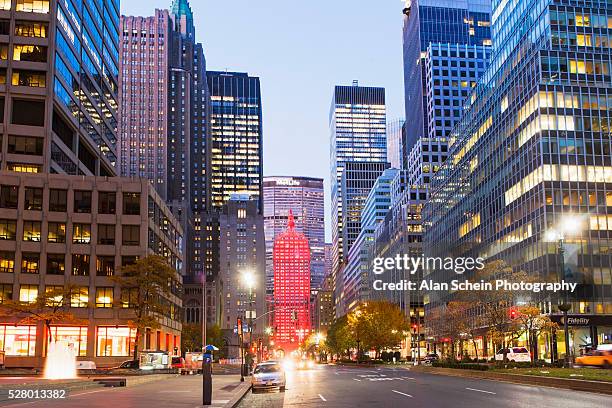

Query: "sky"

xmin=120 ymin=0 xmax=406 ymax=241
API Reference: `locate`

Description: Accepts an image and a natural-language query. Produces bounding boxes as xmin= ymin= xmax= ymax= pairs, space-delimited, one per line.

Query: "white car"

xmin=495 ymin=347 xmax=531 ymax=362
xmin=252 ymin=361 xmax=286 ymax=391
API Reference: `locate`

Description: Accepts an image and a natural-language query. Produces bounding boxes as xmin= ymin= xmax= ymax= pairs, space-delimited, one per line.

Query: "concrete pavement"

xmin=238 ymin=365 xmax=611 ymax=407
xmin=1 ymin=374 xmax=249 ymax=408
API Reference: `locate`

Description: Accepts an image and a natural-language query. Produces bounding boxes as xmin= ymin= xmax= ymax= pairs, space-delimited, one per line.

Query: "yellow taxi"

xmin=576 ymin=349 xmax=612 ymax=368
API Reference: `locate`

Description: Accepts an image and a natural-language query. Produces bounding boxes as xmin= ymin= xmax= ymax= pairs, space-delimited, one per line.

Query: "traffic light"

xmin=509 ymin=307 xmax=518 ymax=320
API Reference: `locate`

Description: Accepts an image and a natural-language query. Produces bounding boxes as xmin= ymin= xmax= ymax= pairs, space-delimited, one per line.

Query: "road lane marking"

xmin=353 ymin=378 xmax=362 ymax=382
xmin=319 ymin=394 xmax=327 ymax=402
xmin=466 ymin=387 xmax=496 ymax=395
xmin=392 ymin=390 xmax=413 ymax=398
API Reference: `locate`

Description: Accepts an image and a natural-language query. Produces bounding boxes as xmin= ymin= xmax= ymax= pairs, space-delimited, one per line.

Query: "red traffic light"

xmin=509 ymin=308 xmax=518 ymax=320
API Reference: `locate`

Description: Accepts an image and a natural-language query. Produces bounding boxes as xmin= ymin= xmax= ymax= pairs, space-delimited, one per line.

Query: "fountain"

xmin=44 ymin=340 xmax=77 ymax=379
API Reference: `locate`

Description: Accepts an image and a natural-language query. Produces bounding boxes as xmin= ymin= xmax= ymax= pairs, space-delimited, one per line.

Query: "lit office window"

xmin=95 ymin=287 xmax=113 ymax=308
xmin=0 ymin=325 xmax=37 ymax=356
xmin=19 ymin=284 xmax=38 ymax=303
xmin=70 ymin=287 xmax=88 ymax=308
xmin=16 ymin=1 xmax=50 ymax=14
xmin=0 ymin=251 xmax=14 ymax=273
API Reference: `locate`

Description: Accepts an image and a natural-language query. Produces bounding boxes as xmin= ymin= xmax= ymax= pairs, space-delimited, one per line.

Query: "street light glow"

xmin=544 ymin=214 xmax=585 ymax=242
xmin=242 ymin=270 xmax=256 ymax=289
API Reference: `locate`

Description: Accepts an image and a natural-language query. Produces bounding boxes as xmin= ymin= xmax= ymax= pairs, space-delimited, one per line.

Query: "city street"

xmin=238 ymin=365 xmax=610 ymax=408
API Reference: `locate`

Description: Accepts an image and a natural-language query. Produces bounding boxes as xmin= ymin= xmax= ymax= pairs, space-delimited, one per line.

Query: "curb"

xmin=409 ymin=366 xmax=612 ymax=395
xmin=223 ymin=382 xmax=251 ymax=408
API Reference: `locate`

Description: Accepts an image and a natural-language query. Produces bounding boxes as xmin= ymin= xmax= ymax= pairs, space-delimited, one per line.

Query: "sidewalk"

xmin=208 ymin=374 xmax=251 ymax=407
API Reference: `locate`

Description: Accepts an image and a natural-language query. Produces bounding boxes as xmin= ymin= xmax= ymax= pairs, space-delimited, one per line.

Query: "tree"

xmin=181 ymin=323 xmax=225 ymax=356
xmin=0 ymin=285 xmax=85 ymax=345
xmin=348 ymin=301 xmax=410 ymax=359
xmin=516 ymin=305 xmax=557 ymax=363
xmin=325 ymin=316 xmax=355 ymax=359
xmin=110 ymin=255 xmax=178 ymax=361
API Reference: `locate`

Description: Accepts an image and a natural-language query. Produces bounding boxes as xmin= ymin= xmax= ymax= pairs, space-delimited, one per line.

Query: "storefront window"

xmin=96 ymin=326 xmax=135 ymax=357
xmin=0 ymin=325 xmax=36 ymax=356
xmin=50 ymin=326 xmax=87 ymax=356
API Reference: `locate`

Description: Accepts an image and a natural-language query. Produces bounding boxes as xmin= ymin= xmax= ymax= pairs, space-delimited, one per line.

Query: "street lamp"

xmin=545 ymin=214 xmax=584 ymax=368
xmin=241 ymin=270 xmax=256 ymax=378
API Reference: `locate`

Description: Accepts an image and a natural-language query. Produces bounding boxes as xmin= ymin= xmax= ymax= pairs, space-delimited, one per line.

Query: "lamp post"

xmin=202 ymin=275 xmax=212 ymax=405
xmin=242 ymin=270 xmax=256 ymax=377
xmin=545 ymin=214 xmax=583 ymax=368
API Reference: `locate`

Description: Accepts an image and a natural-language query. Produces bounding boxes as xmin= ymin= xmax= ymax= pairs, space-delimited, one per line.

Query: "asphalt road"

xmin=238 ymin=365 xmax=610 ymax=408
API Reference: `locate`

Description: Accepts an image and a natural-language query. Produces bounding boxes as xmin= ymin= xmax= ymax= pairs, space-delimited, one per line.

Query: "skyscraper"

xmin=120 ymin=0 xmax=211 ymax=281
xmin=0 ymin=0 xmax=119 ymax=176
xmin=207 ymin=71 xmax=263 ymax=212
xmin=402 ymin=0 xmax=491 ymax=151
xmin=330 ymin=82 xmax=387 ymax=314
xmin=424 ymin=0 xmax=612 ymax=356
xmin=340 ymin=168 xmax=397 ymax=315
xmin=263 ymin=176 xmax=325 ymax=296
xmin=218 ymin=195 xmax=265 ymax=357
xmin=273 ymin=211 xmax=311 ymax=352
xmin=387 ymin=119 xmax=405 ymax=169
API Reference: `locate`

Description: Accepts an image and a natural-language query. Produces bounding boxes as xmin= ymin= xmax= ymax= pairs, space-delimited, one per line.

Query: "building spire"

xmin=288 ymin=210 xmax=295 ymax=230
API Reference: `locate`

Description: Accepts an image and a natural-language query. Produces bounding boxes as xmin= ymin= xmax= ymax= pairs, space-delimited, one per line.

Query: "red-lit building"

xmin=273 ymin=211 xmax=311 ymax=352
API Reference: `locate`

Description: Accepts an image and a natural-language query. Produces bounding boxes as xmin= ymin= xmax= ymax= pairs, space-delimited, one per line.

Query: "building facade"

xmin=423 ymin=0 xmax=612 ymax=357
xmin=0 ymin=0 xmax=120 ymax=176
xmin=387 ymin=119 xmax=405 ymax=169
xmin=402 ymin=0 xmax=492 ymax=151
xmin=0 ymin=173 xmax=184 ymax=368
xmin=207 ymin=71 xmax=263 ymax=212
xmin=341 ymin=168 xmax=398 ymax=315
xmin=330 ymin=83 xmax=387 ymax=315
xmin=273 ymin=211 xmax=311 ymax=353
xmin=217 ymin=195 xmax=265 ymax=357
xmin=263 ymin=176 xmax=325 ymax=297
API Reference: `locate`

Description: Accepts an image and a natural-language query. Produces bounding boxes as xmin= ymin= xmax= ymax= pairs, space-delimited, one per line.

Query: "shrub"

xmin=432 ymin=361 xmax=489 ymax=371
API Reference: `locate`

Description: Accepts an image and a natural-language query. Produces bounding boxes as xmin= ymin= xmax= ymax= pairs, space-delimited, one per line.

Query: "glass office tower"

xmin=424 ymin=0 xmax=612 ymax=355
xmin=0 ymin=0 xmax=120 ymax=176
xmin=329 ymin=82 xmax=387 ymax=314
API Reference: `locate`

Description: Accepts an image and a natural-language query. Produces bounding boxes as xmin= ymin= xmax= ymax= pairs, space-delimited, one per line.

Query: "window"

xmin=98 ymin=192 xmax=116 ymax=214
xmin=96 ymin=326 xmax=135 ymax=357
xmin=7 ymin=163 xmax=41 ymax=173
xmin=13 ymin=45 xmax=47 ymax=62
xmin=0 ymin=325 xmax=37 ymax=356
xmin=0 ymin=220 xmax=16 ymax=240
xmin=0 ymin=252 xmax=14 ymax=273
xmin=72 ymin=254 xmax=90 ymax=276
xmin=97 ymin=224 xmax=115 ymax=245
xmin=16 ymin=0 xmax=50 ymax=13
xmin=74 ymin=191 xmax=92 ymax=213
xmin=122 ymin=256 xmax=138 ymax=267
xmin=7 ymin=135 xmax=43 ymax=155
xmin=15 ymin=21 xmax=48 ymax=37
xmin=47 ymin=222 xmax=66 ymax=243
xmin=95 ymin=287 xmax=113 ymax=308
xmin=96 ymin=256 xmax=115 ymax=277
xmin=122 ymin=193 xmax=140 ymax=215
xmin=46 ymin=254 xmax=65 ymax=275
xmin=49 ymin=189 xmax=67 ymax=212
xmin=21 ymin=252 xmax=39 ymax=274
xmin=12 ymin=70 xmax=46 ymax=87
xmin=0 ymin=1 xmax=10 ymax=11
xmin=11 ymin=99 xmax=45 ymax=126
xmin=120 ymin=288 xmax=138 ymax=308
xmin=73 ymin=224 xmax=91 ymax=244
xmin=70 ymin=287 xmax=88 ymax=308
xmin=19 ymin=284 xmax=38 ymax=303
xmin=22 ymin=221 xmax=41 ymax=242
xmin=45 ymin=285 xmax=64 ymax=306
xmin=0 ymin=185 xmax=18 ymax=209
xmin=23 ymin=187 xmax=43 ymax=210
xmin=122 ymin=225 xmax=140 ymax=246
xmin=0 ymin=284 xmax=12 ymax=303
xmin=49 ymin=326 xmax=87 ymax=356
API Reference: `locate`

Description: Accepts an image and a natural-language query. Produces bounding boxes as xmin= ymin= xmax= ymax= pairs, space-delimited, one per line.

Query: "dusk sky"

xmin=121 ymin=0 xmax=406 ymax=240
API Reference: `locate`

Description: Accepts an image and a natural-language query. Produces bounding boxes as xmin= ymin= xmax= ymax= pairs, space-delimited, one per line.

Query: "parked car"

xmin=251 ymin=361 xmax=286 ymax=392
xmin=576 ymin=349 xmax=612 ymax=368
xmin=171 ymin=356 xmax=185 ymax=370
xmin=116 ymin=360 xmax=140 ymax=369
xmin=494 ymin=347 xmax=531 ymax=362
xmin=76 ymin=361 xmax=97 ymax=371
xmin=422 ymin=353 xmax=439 ymax=364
